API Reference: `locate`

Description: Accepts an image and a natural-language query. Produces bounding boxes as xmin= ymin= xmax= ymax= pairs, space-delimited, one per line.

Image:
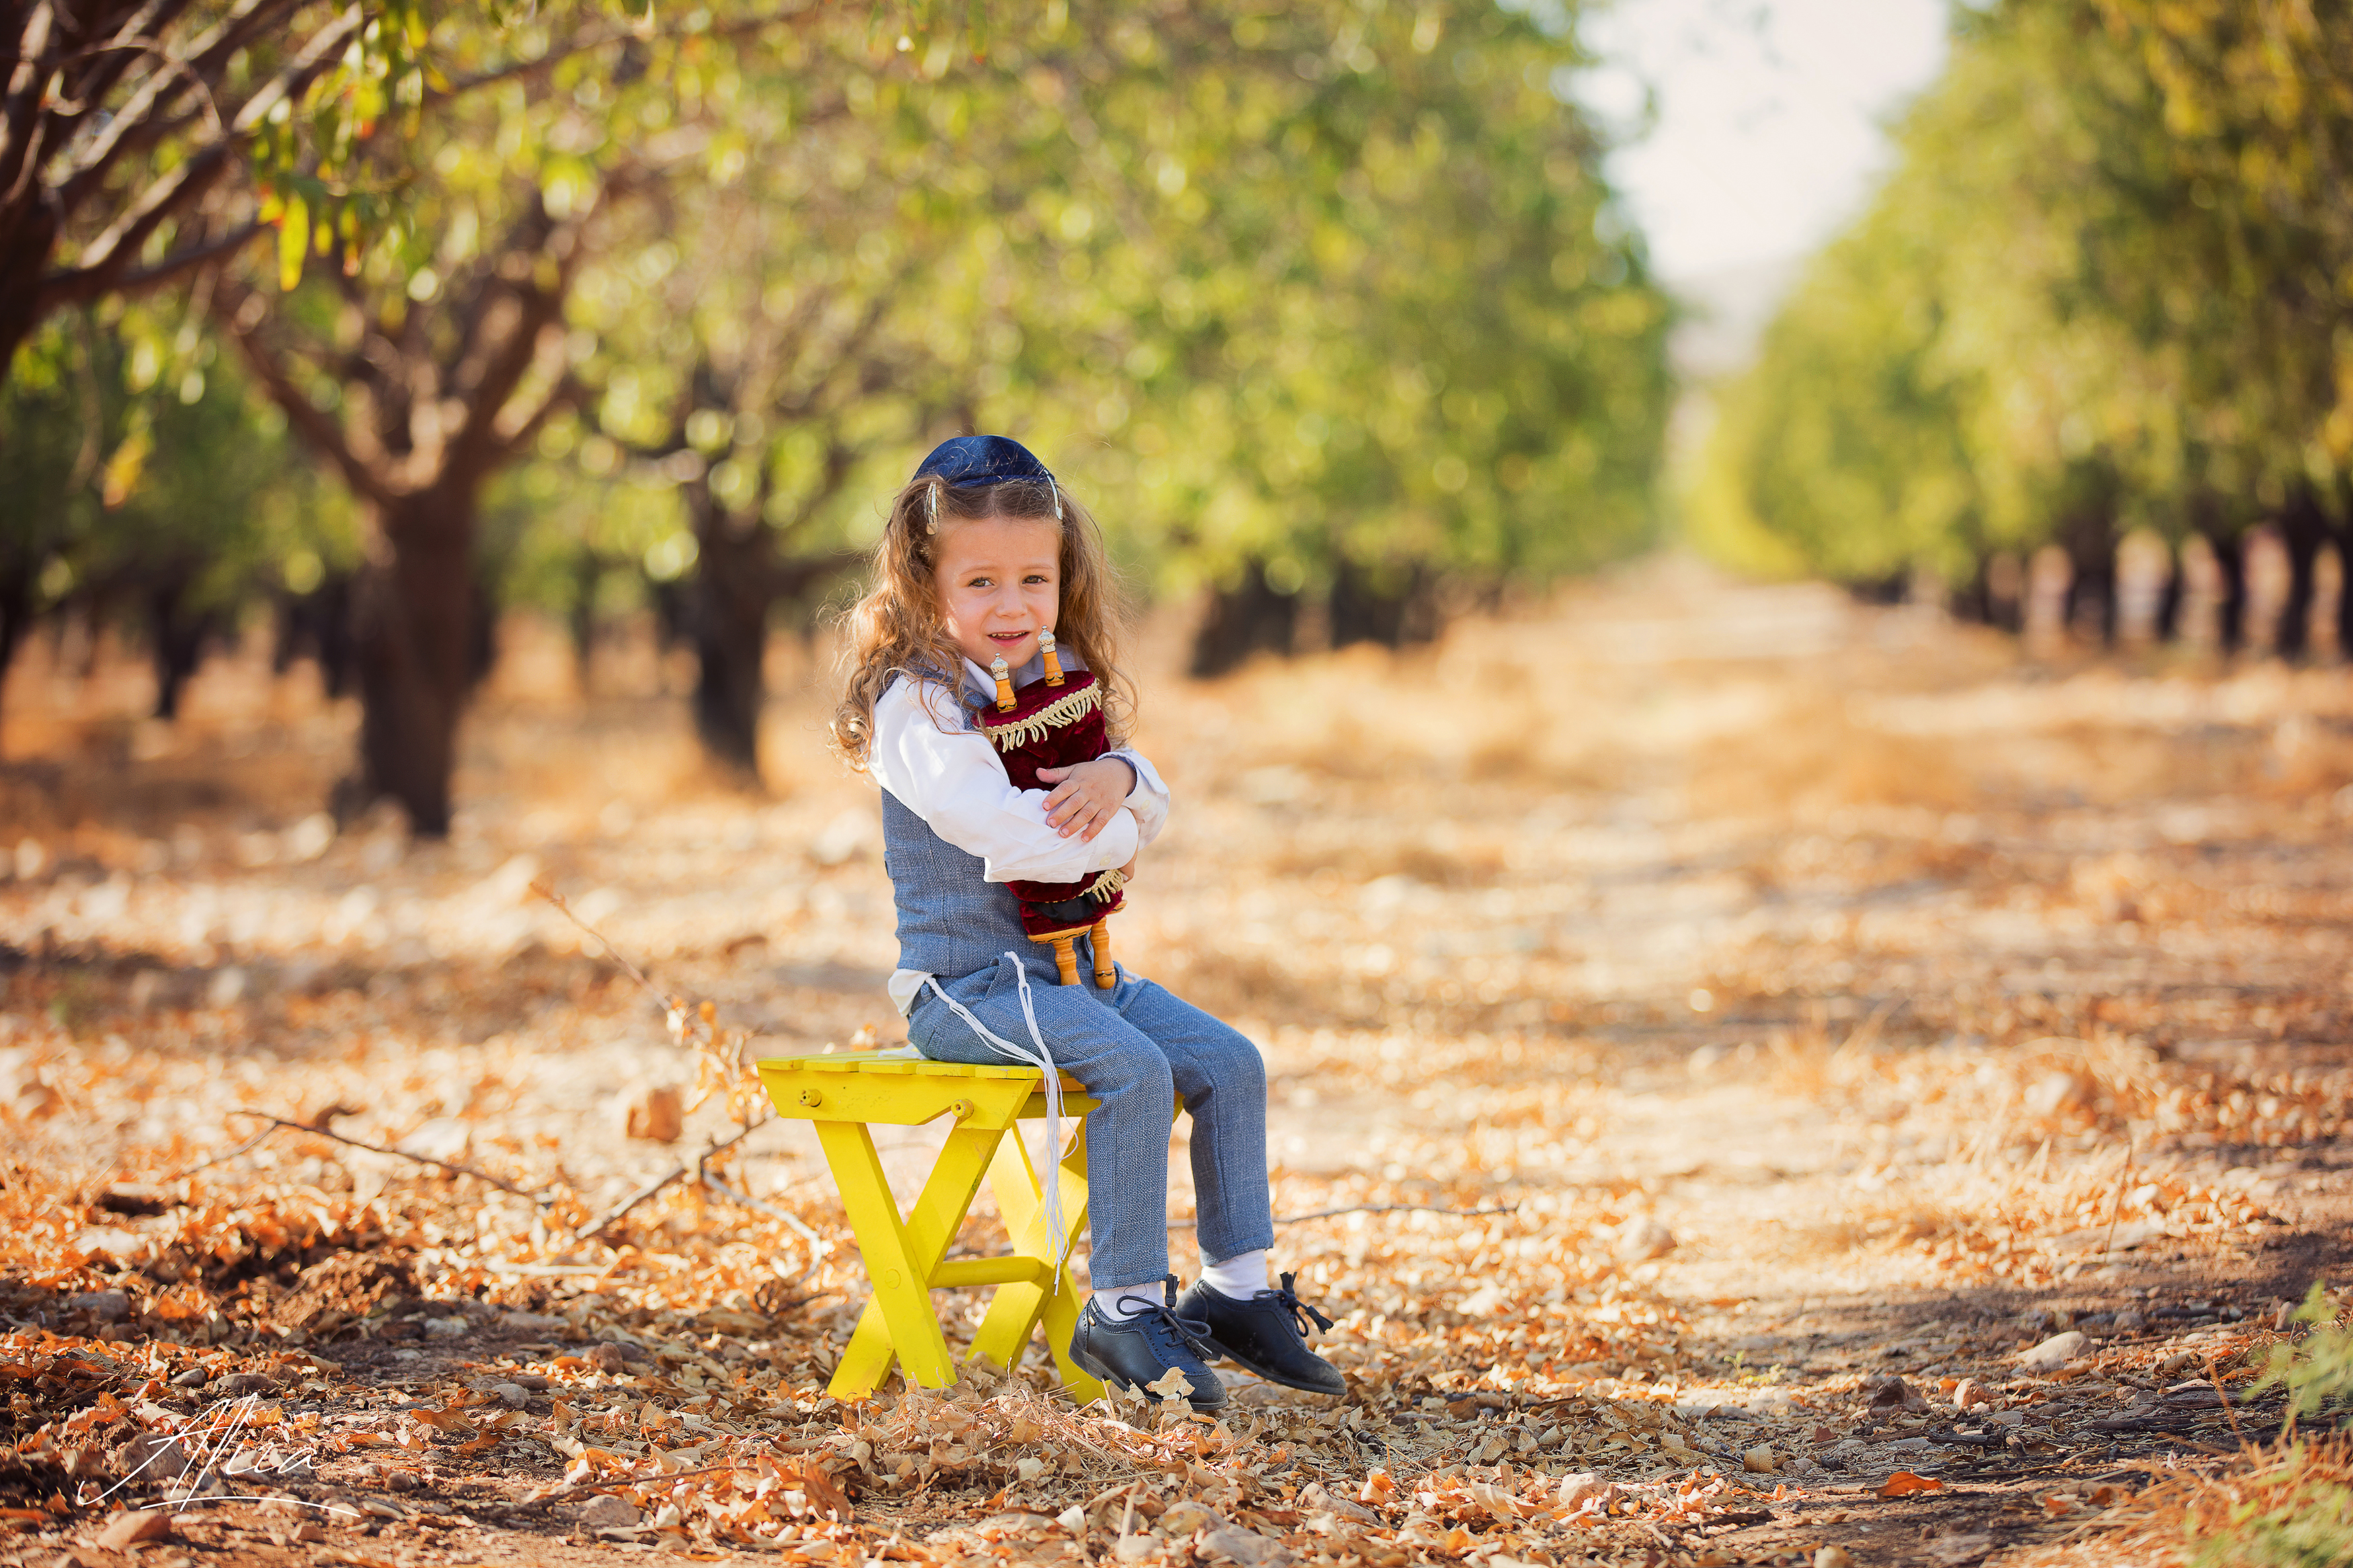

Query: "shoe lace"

xmin=1270 ymin=1272 xmax=1335 ymax=1337
xmin=1131 ymin=1276 xmax=1218 ymax=1364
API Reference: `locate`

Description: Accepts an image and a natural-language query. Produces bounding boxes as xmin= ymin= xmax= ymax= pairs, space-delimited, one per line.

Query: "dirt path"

xmin=3 ymin=559 xmax=2349 ymax=1567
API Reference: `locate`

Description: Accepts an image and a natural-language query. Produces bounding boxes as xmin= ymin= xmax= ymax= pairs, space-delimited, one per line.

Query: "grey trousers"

xmin=909 ymin=954 xmax=1274 ymax=1288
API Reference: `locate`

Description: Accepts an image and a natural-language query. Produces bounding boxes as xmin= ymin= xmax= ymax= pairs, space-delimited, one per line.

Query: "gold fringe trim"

xmin=1085 ymin=868 xmax=1126 ymax=901
xmin=980 ymin=682 xmax=1102 ymax=751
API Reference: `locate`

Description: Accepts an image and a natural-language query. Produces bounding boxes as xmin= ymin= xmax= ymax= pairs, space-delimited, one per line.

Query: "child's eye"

xmin=966 ymin=575 xmax=992 ymax=589
xmin=1024 ymin=574 xmax=1050 ymax=585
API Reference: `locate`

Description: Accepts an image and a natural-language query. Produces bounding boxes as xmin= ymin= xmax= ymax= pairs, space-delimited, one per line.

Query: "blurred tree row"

xmin=1 ymin=0 xmax=1673 ymax=828
xmin=1694 ymin=0 xmax=2353 ymax=657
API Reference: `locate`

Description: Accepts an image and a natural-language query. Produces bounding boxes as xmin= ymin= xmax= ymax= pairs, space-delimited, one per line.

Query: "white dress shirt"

xmin=871 ymin=649 xmax=1168 ymax=1015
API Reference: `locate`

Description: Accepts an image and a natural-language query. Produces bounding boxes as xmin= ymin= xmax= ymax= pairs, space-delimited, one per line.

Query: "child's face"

xmin=932 ymin=514 xmax=1062 ymax=671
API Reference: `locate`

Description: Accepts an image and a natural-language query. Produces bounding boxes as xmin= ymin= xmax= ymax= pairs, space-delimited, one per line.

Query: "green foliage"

xmin=0 ymin=308 xmax=351 ymax=632
xmin=13 ymin=0 xmax=1672 ymax=742
xmin=2259 ymin=1286 xmax=2353 ymax=1431
xmin=2190 ymin=1443 xmax=2353 ymax=1568
xmin=502 ymin=0 xmax=1672 ymax=623
xmin=971 ymin=0 xmax=1673 ymax=600
xmin=2193 ymin=1481 xmax=2353 ymax=1568
xmin=1695 ymin=0 xmax=2353 ymax=590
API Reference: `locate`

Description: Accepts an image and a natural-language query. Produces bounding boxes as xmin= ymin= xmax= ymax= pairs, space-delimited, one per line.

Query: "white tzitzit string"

xmin=923 ymin=957 xmax=1068 ymax=1288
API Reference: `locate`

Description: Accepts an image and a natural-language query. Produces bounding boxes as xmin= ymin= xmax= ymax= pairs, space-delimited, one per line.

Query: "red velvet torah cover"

xmin=980 ymin=671 xmax=1128 ymax=938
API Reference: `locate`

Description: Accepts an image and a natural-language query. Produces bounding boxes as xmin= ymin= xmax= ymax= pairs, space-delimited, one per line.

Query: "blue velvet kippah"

xmin=912 ymin=434 xmax=1055 ymax=487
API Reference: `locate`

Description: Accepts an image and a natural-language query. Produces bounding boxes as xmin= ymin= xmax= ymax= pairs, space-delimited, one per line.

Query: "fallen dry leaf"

xmin=1879 ymin=1472 xmax=1944 ymax=1498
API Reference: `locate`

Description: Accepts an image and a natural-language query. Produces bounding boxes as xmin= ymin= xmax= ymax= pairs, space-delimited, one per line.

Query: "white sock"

xmin=1096 ymin=1284 xmax=1166 ymax=1320
xmin=1200 ymin=1250 xmax=1269 ymax=1299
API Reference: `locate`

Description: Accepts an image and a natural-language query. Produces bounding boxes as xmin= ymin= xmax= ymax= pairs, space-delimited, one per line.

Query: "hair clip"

xmin=924 ymin=481 xmax=940 ymax=534
xmin=1047 ymin=474 xmax=1064 ymax=520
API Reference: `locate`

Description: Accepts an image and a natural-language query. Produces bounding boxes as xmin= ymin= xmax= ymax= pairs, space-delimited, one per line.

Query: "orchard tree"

xmin=559 ymin=0 xmax=1675 ymax=774
xmin=214 ymin=7 xmax=927 ymax=831
xmin=216 ymin=171 xmax=595 ymax=831
xmin=1698 ymin=0 xmax=2350 ymax=651
xmin=2083 ymin=0 xmax=2353 ymax=656
xmin=961 ymin=1 xmax=1673 ymax=671
xmin=568 ymin=72 xmax=982 ymax=780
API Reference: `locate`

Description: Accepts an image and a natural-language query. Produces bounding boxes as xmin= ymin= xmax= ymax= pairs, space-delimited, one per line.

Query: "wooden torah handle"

xmin=1031 ymin=932 xmax=1081 ymax=986
xmin=1090 ymin=918 xmax=1115 ymax=989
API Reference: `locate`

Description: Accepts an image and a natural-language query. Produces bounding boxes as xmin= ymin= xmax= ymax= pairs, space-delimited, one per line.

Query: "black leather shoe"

xmin=1070 ymin=1278 xmax=1226 ymax=1411
xmin=1176 ymin=1272 xmax=1346 ymax=1395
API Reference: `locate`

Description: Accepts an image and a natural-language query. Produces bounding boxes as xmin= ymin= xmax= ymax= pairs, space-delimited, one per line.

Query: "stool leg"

xmin=1050 ymin=934 xmax=1079 ymax=986
xmin=816 ymin=1121 xmax=980 ymax=1397
xmin=969 ymin=1114 xmax=1101 ymax=1401
xmin=1089 ymin=919 xmax=1115 ymax=989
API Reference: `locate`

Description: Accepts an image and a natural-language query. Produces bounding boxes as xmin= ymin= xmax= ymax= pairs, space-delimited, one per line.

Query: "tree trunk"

xmin=1950 ymin=556 xmax=1994 ymax=625
xmin=2202 ymin=522 xmax=2248 ymax=655
xmin=274 ymin=574 xmax=358 ymax=697
xmin=149 ymin=575 xmax=212 ymax=721
xmin=467 ymin=567 xmax=501 ymax=693
xmin=1843 ymin=572 xmax=1909 ymax=607
xmin=0 ymin=210 xmax=63 ymax=452
xmin=678 ymin=491 xmax=846 ymax=782
xmin=686 ymin=513 xmax=774 ymax=781
xmin=2275 ymin=485 xmax=2329 ymax=661
xmin=2061 ymin=499 xmax=2120 ymax=646
xmin=569 ymin=548 xmax=604 ymax=696
xmin=342 ymin=489 xmax=477 ymax=836
xmin=1330 ymin=561 xmax=1441 ymax=649
xmin=0 ymin=550 xmax=36 ymax=761
xmin=2152 ymin=538 xmax=2185 ymax=643
xmin=2337 ymin=530 xmax=2353 ymax=665
xmin=1191 ymin=561 xmax=1298 ymax=677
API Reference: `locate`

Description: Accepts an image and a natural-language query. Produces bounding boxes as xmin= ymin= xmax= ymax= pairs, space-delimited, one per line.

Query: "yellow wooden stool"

xmin=756 ymin=1047 xmax=1108 ymax=1403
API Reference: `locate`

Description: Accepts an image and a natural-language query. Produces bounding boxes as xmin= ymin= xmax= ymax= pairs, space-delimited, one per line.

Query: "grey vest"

xmin=879 ymin=680 xmax=1086 ymax=1001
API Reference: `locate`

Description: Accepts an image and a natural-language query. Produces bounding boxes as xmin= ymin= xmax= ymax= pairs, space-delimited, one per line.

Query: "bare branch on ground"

xmin=1271 ymin=1203 xmax=1520 ymax=1225
xmin=580 ymin=1116 xmax=775 ymax=1242
xmin=223 ymin=1112 xmax=548 ymax=1200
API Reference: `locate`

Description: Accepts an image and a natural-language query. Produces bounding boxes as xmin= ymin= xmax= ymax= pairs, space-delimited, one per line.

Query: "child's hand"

xmin=1036 ymin=757 xmax=1137 ymax=840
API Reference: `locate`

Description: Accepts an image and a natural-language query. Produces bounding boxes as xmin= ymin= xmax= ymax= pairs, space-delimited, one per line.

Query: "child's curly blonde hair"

xmin=830 ymin=472 xmax=1132 ymax=769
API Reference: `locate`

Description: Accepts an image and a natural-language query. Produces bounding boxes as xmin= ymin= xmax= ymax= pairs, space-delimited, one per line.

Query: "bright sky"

xmin=1574 ymin=0 xmax=1951 ymax=285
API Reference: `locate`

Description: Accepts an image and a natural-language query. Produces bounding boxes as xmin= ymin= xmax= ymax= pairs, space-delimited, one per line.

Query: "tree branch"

xmin=40 ymin=214 xmax=256 ymax=304
xmin=41 ymin=0 xmax=356 ymax=308
xmin=50 ymin=54 xmax=215 ymax=202
xmin=38 ymin=138 xmax=231 ymax=304
xmin=1 ymin=0 xmax=63 ymax=205
xmin=215 ymin=282 xmax=395 ymax=509
xmin=46 ymin=0 xmax=217 ymax=190
xmin=490 ymin=368 xmax=584 ymax=455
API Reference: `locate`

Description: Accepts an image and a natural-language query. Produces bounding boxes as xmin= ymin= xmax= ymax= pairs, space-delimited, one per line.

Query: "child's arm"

xmin=1099 ymin=747 xmax=1169 ymax=848
xmin=870 ymin=679 xmax=1140 ymax=884
xmin=1036 ymin=747 xmax=1168 ymax=848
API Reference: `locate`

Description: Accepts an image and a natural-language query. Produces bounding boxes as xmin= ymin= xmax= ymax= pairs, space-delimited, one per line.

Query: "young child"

xmin=830 ymin=435 xmax=1342 ymax=1411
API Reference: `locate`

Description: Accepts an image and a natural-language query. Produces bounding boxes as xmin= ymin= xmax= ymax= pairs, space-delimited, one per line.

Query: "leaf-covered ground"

xmin=1 ymin=560 xmax=2350 ymax=1567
